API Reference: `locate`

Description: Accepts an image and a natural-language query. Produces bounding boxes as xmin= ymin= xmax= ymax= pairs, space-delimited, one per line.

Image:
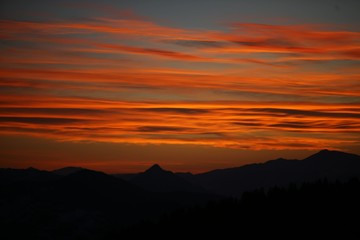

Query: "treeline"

xmin=120 ymin=178 xmax=360 ymax=239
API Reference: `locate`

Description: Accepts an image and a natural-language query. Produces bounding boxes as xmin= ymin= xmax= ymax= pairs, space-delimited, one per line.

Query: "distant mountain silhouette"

xmin=55 ymin=169 xmax=143 ymax=197
xmin=193 ymin=149 xmax=360 ymax=196
xmin=0 ymin=167 xmax=59 ymax=184
xmin=52 ymin=166 xmax=85 ymax=176
xmin=0 ymin=166 xmax=218 ymax=240
xmin=1 ymin=149 xmax=360 ymax=239
xmin=147 ymin=164 xmax=163 ymax=173
xmin=130 ymin=164 xmax=206 ymax=193
xmin=304 ymin=149 xmax=360 ymax=162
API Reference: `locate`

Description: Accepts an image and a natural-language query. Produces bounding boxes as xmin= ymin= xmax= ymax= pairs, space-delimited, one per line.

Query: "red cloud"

xmin=1 ymin=16 xmax=359 ymax=152
xmin=96 ymin=43 xmax=207 ymax=61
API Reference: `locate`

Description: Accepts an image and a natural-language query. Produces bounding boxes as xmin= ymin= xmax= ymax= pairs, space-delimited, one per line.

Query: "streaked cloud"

xmin=167 ymin=40 xmax=228 ymax=48
xmin=95 ymin=43 xmax=207 ymax=61
xmin=0 ymin=9 xmax=359 ymax=155
xmin=0 ymin=93 xmax=358 ymax=150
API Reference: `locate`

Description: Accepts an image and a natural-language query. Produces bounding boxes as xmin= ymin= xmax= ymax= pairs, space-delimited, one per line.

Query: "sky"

xmin=0 ymin=0 xmax=359 ymax=173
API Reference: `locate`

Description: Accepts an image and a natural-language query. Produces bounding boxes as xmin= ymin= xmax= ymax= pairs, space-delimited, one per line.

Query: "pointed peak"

xmin=146 ymin=164 xmax=163 ymax=172
xmin=144 ymin=164 xmax=172 ymax=175
xmin=151 ymin=163 xmax=162 ymax=169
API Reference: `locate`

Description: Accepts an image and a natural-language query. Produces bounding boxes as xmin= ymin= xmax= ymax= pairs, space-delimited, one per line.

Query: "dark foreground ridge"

xmin=1 ymin=149 xmax=360 ymax=239
xmin=123 ymin=178 xmax=360 ymax=238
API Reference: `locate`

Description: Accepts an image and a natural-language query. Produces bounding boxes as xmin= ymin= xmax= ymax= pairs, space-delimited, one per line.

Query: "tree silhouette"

xmin=121 ymin=178 xmax=360 ymax=239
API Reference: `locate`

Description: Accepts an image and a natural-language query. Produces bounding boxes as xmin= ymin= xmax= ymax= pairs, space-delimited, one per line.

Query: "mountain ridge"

xmin=2 ymin=149 xmax=360 ymax=196
xmin=130 ymin=164 xmax=206 ymax=193
xmin=191 ymin=149 xmax=360 ymax=195
xmin=1 ymin=149 xmax=359 ymax=239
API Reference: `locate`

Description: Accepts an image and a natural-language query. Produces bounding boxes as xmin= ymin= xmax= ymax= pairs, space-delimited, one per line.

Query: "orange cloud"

xmin=0 ymin=94 xmax=358 ymax=151
xmin=1 ymin=16 xmax=359 ymax=153
xmin=96 ymin=43 xmax=207 ymax=61
xmin=208 ymin=23 xmax=360 ymax=62
xmin=1 ymin=66 xmax=359 ymax=99
xmin=0 ymin=18 xmax=199 ymax=39
xmin=2 ymin=18 xmax=359 ymax=66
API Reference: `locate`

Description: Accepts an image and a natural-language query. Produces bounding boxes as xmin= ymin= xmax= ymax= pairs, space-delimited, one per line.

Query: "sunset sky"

xmin=0 ymin=0 xmax=359 ymax=173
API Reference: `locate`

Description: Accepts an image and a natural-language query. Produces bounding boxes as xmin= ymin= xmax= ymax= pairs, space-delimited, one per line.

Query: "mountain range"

xmin=191 ymin=149 xmax=360 ymax=195
xmin=114 ymin=149 xmax=360 ymax=196
xmin=2 ymin=149 xmax=359 ymax=198
xmin=1 ymin=149 xmax=360 ymax=239
xmin=129 ymin=164 xmax=206 ymax=193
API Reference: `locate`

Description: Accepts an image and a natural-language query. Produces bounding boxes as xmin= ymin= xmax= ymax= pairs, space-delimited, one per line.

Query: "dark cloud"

xmin=341 ymin=49 xmax=360 ymax=59
xmin=249 ymin=108 xmax=360 ymax=118
xmin=266 ymin=142 xmax=316 ymax=148
xmin=111 ymin=83 xmax=161 ymax=90
xmin=0 ymin=117 xmax=88 ymax=125
xmin=232 ymin=122 xmax=262 ymax=127
xmin=65 ymin=126 xmax=121 ymax=131
xmin=0 ymin=108 xmax=108 ymax=115
xmin=201 ymin=132 xmax=225 ymax=137
xmin=101 ymin=44 xmax=205 ymax=60
xmin=137 ymin=126 xmax=191 ymax=132
xmin=331 ymin=122 xmax=360 ymax=130
xmin=269 ymin=123 xmax=309 ymax=129
xmin=168 ymin=40 xmax=227 ymax=48
xmin=138 ymin=108 xmax=209 ymax=114
xmin=0 ymin=126 xmax=57 ymax=134
xmin=234 ymin=38 xmax=299 ymax=48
